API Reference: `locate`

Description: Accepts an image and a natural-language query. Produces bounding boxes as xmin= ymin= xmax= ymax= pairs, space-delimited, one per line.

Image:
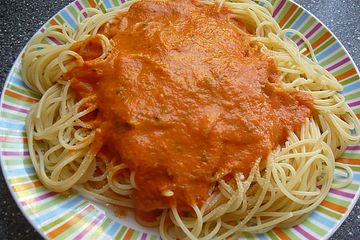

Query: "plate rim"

xmin=285 ymin=1 xmax=360 ymax=237
xmin=0 ymin=0 xmax=359 ymax=239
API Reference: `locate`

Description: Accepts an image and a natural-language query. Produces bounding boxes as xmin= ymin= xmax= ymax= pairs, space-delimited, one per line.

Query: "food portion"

xmin=67 ymin=0 xmax=313 ymax=214
xmin=23 ymin=0 xmax=360 ymax=239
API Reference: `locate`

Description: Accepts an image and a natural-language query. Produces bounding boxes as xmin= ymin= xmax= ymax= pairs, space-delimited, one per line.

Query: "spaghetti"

xmin=23 ymin=0 xmax=360 ymax=239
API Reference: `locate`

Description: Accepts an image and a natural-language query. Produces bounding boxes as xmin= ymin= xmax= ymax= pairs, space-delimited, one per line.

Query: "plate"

xmin=1 ymin=0 xmax=360 ymax=239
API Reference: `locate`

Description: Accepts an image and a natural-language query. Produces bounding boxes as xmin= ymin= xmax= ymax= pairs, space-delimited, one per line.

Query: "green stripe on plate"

xmin=5 ymin=158 xmax=32 ymax=166
xmin=341 ymin=75 xmax=360 ymax=86
xmin=243 ymin=232 xmax=255 ymax=239
xmin=55 ymin=208 xmax=98 ymax=240
xmin=89 ymin=218 xmax=112 ymax=239
xmin=317 ymin=206 xmax=342 ymax=220
xmin=267 ymin=231 xmax=280 ymax=240
xmin=0 ymin=112 xmax=25 ymax=122
xmin=114 ymin=226 xmax=128 ymax=239
xmin=1 ymin=143 xmax=28 ymax=150
xmin=3 ymin=95 xmax=33 ymax=108
xmin=283 ymin=228 xmax=301 ymax=240
xmin=0 ymin=129 xmax=26 ymax=136
xmin=67 ymin=5 xmax=79 ymax=20
xmin=345 ymin=183 xmax=359 ymax=191
xmin=302 ymin=220 xmax=327 ymax=235
xmin=276 ymin=1 xmax=292 ymax=25
xmin=320 ymin=50 xmax=345 ymax=67
xmin=341 ymin=152 xmax=360 ymax=159
xmin=289 ymin=16 xmax=316 ymax=43
xmin=349 ymin=166 xmax=360 ymax=172
xmin=130 ymin=230 xmax=140 ymax=240
xmin=16 ymin=186 xmax=48 ymax=198
xmin=325 ymin=195 xmax=350 ymax=207
xmin=41 ymin=202 xmax=88 ymax=232
xmin=283 ymin=7 xmax=303 ymax=29
xmin=29 ymin=195 xmax=74 ymax=214
xmin=80 ymin=0 xmax=91 ymax=8
xmin=112 ymin=0 xmax=121 ymax=7
xmin=314 ymin=37 xmax=336 ymax=55
xmin=54 ymin=15 xmax=65 ymax=25
xmin=352 ymin=108 xmax=360 ymax=114
xmin=7 ymin=84 xmax=40 ymax=99
xmin=99 ymin=3 xmax=107 ymax=13
xmin=150 ymin=235 xmax=159 ymax=240
xmin=309 ymin=28 xmax=328 ymax=44
xmin=332 ymin=62 xmax=355 ymax=76
xmin=9 ymin=174 xmax=38 ymax=184
xmin=345 ymin=92 xmax=360 ymax=101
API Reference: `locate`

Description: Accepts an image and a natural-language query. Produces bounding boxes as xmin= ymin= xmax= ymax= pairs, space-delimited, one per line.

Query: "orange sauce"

xmin=66 ymin=0 xmax=313 ymax=216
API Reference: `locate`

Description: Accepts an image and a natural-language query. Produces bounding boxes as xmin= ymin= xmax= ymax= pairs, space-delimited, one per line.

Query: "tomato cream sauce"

xmin=66 ymin=0 xmax=313 ymax=216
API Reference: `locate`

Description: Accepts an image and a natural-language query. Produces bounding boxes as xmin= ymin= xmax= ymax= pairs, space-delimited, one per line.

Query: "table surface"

xmin=0 ymin=0 xmax=359 ymax=239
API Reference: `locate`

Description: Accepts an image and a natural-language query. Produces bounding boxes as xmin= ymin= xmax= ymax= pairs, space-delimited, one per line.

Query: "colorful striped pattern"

xmin=0 ymin=0 xmax=359 ymax=239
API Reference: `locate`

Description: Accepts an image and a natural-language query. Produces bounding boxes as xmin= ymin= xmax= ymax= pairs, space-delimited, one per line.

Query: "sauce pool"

xmin=66 ymin=0 xmax=313 ymax=217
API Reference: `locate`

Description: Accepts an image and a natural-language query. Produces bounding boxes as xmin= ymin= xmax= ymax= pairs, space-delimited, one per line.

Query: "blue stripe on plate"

xmin=103 ymin=0 xmax=112 ymax=8
xmin=7 ymin=166 xmax=35 ymax=177
xmin=34 ymin=196 xmax=84 ymax=223
xmin=256 ymin=233 xmax=269 ymax=240
xmin=106 ymin=222 xmax=122 ymax=236
xmin=353 ymin=173 xmax=360 ymax=182
xmin=0 ymin=121 xmax=25 ymax=130
xmin=342 ymin=81 xmax=360 ymax=94
xmin=310 ymin=211 xmax=336 ymax=228
xmin=316 ymin=42 xmax=342 ymax=61
xmin=290 ymin=12 xmax=309 ymax=30
xmin=8 ymin=75 xmax=30 ymax=89
xmin=60 ymin=9 xmax=77 ymax=29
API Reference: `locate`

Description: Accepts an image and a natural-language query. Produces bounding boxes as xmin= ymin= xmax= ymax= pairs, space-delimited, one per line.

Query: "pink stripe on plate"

xmin=297 ymin=22 xmax=322 ymax=46
xmin=327 ymin=57 xmax=350 ymax=71
xmin=74 ymin=1 xmax=84 ymax=10
xmin=294 ymin=225 xmax=317 ymax=240
xmin=75 ymin=1 xmax=87 ymax=18
xmin=348 ymin=99 xmax=360 ymax=107
xmin=21 ymin=192 xmax=57 ymax=205
xmin=140 ymin=233 xmax=148 ymax=240
xmin=72 ymin=213 xmax=106 ymax=240
xmin=48 ymin=37 xmax=62 ymax=45
xmin=1 ymin=151 xmax=29 ymax=156
xmin=329 ymin=188 xmax=355 ymax=199
xmin=273 ymin=0 xmax=286 ymax=17
xmin=346 ymin=145 xmax=360 ymax=150
xmin=2 ymin=103 xmax=29 ymax=114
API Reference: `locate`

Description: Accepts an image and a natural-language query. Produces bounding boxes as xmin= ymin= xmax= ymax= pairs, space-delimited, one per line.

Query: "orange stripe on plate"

xmin=0 ymin=136 xmax=26 ymax=143
xmin=273 ymin=228 xmax=291 ymax=240
xmin=336 ymin=68 xmax=357 ymax=81
xmin=12 ymin=180 xmax=43 ymax=192
xmin=47 ymin=205 xmax=94 ymax=239
xmin=50 ymin=19 xmax=57 ymax=25
xmin=336 ymin=158 xmax=360 ymax=165
xmin=49 ymin=19 xmax=62 ymax=32
xmin=321 ymin=200 xmax=347 ymax=213
xmin=21 ymin=197 xmax=38 ymax=205
xmin=89 ymin=0 xmax=97 ymax=8
xmin=123 ymin=228 xmax=135 ymax=240
xmin=356 ymin=113 xmax=360 ymax=119
xmin=5 ymin=89 xmax=37 ymax=103
xmin=304 ymin=31 xmax=331 ymax=54
xmin=279 ymin=5 xmax=297 ymax=27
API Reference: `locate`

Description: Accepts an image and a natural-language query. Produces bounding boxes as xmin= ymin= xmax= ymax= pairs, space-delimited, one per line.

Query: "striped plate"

xmin=1 ymin=0 xmax=359 ymax=239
